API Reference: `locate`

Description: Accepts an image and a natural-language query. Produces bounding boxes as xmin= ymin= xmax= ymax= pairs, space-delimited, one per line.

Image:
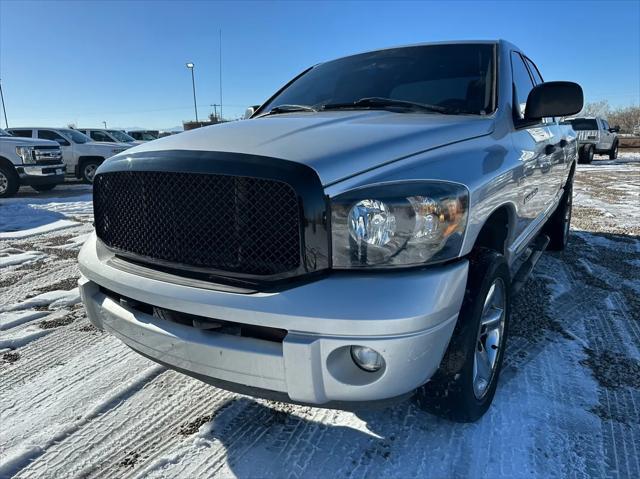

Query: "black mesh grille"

xmin=93 ymin=171 xmax=302 ymax=276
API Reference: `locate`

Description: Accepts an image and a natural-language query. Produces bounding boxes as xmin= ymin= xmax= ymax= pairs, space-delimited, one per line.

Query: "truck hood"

xmin=0 ymin=136 xmax=59 ymax=147
xmin=120 ymin=111 xmax=495 ymax=185
xmin=85 ymin=142 xmax=132 ymax=154
xmin=88 ymin=141 xmax=132 ymax=149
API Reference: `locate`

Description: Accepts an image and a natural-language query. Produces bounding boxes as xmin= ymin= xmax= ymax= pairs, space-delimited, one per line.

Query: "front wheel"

xmin=0 ymin=164 xmax=19 ymax=198
xmin=81 ymin=160 xmax=101 ymax=183
xmin=32 ymin=184 xmax=57 ymax=193
xmin=416 ymin=248 xmax=511 ymax=422
xmin=609 ymin=141 xmax=618 ymax=160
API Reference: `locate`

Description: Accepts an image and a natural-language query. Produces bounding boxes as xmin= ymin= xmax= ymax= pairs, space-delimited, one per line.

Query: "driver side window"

xmin=511 ymin=52 xmax=535 ymax=120
xmin=90 ymin=130 xmax=113 ymax=142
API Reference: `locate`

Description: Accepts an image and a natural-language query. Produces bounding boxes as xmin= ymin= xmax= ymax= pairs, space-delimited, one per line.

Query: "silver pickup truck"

xmin=79 ymin=40 xmax=582 ymax=422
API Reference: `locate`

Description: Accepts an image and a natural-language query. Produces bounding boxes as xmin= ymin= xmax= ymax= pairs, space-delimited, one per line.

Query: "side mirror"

xmin=524 ymin=81 xmax=583 ymax=120
xmin=244 ymin=105 xmax=260 ymax=120
xmin=610 ymin=126 xmax=620 ymax=133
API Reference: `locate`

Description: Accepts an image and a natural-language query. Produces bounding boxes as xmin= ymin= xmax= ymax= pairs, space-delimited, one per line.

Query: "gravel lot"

xmin=1 ymin=153 xmax=639 ymax=478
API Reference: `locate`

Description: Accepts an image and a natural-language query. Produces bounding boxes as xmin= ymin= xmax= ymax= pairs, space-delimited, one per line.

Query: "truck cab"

xmin=78 ymin=128 xmax=143 ymax=146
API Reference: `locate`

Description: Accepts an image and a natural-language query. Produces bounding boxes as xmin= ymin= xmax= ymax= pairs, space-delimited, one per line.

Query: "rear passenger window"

xmin=9 ymin=130 xmax=32 ymax=138
xmin=38 ymin=130 xmax=67 ymax=142
xmin=511 ymin=52 xmax=535 ymax=119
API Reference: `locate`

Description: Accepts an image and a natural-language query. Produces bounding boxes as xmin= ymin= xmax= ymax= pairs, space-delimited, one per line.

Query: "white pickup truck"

xmin=7 ymin=127 xmax=131 ymax=183
xmin=0 ymin=128 xmax=65 ymax=198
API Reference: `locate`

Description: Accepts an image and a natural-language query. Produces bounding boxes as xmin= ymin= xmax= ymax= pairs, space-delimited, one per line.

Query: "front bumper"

xmin=17 ymin=164 xmax=66 ymax=186
xmin=79 ymin=233 xmax=468 ymax=405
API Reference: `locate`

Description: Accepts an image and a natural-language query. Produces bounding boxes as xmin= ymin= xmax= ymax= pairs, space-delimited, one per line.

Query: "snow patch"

xmin=0 ymin=250 xmax=45 ymax=268
xmin=0 ymin=310 xmax=48 ymax=331
xmin=0 ymin=325 xmax=49 ymax=349
xmin=0 ymin=219 xmax=79 ymax=239
xmin=0 ymin=288 xmax=80 ymax=313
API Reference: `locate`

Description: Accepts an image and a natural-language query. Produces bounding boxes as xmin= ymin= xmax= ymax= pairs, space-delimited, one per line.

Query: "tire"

xmin=416 ymin=248 xmax=511 ymax=422
xmin=545 ymin=178 xmax=573 ymax=251
xmin=0 ymin=163 xmax=19 ymax=198
xmin=80 ymin=159 xmax=101 ymax=183
xmin=578 ymin=144 xmax=594 ymax=164
xmin=609 ymin=141 xmax=618 ymax=160
xmin=32 ymin=184 xmax=57 ymax=192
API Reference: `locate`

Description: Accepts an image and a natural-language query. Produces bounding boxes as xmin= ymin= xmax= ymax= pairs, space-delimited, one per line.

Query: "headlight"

xmin=331 ymin=181 xmax=468 ymax=268
xmin=16 ymin=146 xmax=36 ymax=164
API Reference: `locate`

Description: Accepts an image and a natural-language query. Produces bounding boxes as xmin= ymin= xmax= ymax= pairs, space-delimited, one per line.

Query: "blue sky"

xmin=1 ymin=0 xmax=638 ymax=130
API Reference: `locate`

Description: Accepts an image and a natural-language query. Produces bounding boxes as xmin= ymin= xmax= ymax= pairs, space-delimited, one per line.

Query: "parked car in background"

xmin=7 ymin=127 xmax=131 ymax=183
xmin=127 ymin=130 xmax=159 ymax=141
xmin=77 ymin=128 xmax=143 ymax=146
xmin=79 ymin=40 xmax=583 ymax=422
xmin=158 ymin=130 xmax=181 ymax=138
xmin=0 ymin=128 xmax=65 ymax=197
xmin=560 ymin=117 xmax=619 ymax=163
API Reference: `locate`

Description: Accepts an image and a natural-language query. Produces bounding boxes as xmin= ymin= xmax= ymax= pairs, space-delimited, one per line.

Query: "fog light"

xmin=350 ymin=346 xmax=383 ymax=372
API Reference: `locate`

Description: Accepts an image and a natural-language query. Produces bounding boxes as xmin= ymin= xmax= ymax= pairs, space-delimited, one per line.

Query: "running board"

xmin=511 ymin=234 xmax=550 ymax=295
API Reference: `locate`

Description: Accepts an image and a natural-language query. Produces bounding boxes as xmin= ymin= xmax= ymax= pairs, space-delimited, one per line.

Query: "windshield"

xmin=0 ymin=128 xmax=11 ymax=137
xmin=108 ymin=130 xmax=136 ymax=142
xmin=261 ymin=44 xmax=495 ymax=116
xmin=562 ymin=119 xmax=598 ymax=130
xmin=60 ymin=128 xmax=91 ymax=143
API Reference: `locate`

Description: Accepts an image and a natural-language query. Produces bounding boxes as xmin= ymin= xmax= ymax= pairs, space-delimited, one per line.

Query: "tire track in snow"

xmin=0 ymin=364 xmax=163 ymax=478
xmin=0 ymin=317 xmax=105 ymax=394
xmin=18 ymin=372 xmax=232 ymax=479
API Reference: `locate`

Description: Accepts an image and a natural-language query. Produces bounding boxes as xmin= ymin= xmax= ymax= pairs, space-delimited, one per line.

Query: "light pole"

xmin=185 ymin=62 xmax=199 ymax=122
xmin=102 ymin=121 xmax=107 ymax=129
xmin=0 ymin=78 xmax=8 ymax=128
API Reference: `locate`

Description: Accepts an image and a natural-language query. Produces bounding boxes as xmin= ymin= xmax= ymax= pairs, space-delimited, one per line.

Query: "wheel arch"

xmin=0 ymin=155 xmax=18 ymax=172
xmin=468 ymin=203 xmax=517 ymax=257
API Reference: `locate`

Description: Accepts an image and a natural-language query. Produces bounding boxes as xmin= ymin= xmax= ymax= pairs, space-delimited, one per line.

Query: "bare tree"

xmin=580 ymin=100 xmax=611 ymax=118
xmin=607 ymin=106 xmax=640 ymax=134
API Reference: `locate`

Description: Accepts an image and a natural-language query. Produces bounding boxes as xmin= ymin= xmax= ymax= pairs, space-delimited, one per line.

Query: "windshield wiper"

xmin=321 ymin=97 xmax=449 ymax=114
xmin=258 ymin=104 xmax=317 ymax=117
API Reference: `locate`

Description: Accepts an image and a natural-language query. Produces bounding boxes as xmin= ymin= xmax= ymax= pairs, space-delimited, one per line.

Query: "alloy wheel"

xmin=473 ymin=278 xmax=506 ymax=399
xmin=0 ymin=171 xmax=8 ymax=195
xmin=84 ymin=164 xmax=98 ymax=182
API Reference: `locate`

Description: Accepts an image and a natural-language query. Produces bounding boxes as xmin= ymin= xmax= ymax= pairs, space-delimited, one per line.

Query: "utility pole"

xmin=219 ymin=29 xmax=223 ymax=120
xmin=0 ymin=78 xmax=8 ymax=128
xmin=186 ymin=62 xmax=199 ymax=122
xmin=210 ymin=104 xmax=219 ymax=121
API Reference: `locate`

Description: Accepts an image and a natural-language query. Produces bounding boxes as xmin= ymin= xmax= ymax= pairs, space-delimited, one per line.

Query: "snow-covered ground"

xmin=1 ymin=154 xmax=639 ymax=478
